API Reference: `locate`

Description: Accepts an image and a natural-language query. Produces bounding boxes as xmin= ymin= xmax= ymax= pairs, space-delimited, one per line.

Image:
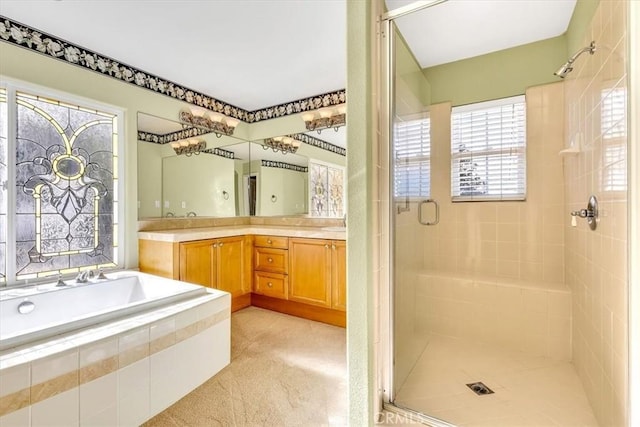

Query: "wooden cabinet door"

xmin=288 ymin=238 xmax=331 ymax=307
xmin=179 ymin=240 xmax=215 ymax=288
xmin=215 ymin=235 xmax=250 ymax=297
xmin=331 ymin=240 xmax=347 ymax=311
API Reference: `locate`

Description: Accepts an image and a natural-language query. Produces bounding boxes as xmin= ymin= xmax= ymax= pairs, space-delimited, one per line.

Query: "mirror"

xmin=137 ymin=112 xmax=347 ymax=219
xmin=137 ymin=112 xmax=250 ymax=218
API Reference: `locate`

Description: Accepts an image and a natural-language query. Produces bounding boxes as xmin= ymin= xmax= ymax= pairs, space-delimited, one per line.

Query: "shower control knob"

xmin=571 ymin=209 xmax=592 ymax=218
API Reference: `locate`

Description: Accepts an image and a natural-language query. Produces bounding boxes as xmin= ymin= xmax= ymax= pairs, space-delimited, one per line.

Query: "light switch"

xmin=181 ymin=201 xmax=186 ymax=209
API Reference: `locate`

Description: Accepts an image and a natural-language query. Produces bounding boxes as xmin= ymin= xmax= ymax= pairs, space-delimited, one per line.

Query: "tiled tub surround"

xmin=0 ymin=284 xmax=230 ymax=426
xmin=413 ymin=273 xmax=572 ymax=361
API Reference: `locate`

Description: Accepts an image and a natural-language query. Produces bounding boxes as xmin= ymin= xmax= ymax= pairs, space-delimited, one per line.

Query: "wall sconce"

xmin=302 ymin=104 xmax=346 ymax=133
xmin=263 ymin=136 xmax=302 ymax=155
xmin=179 ymin=110 xmax=240 ymax=138
xmin=171 ymin=139 xmax=206 ymax=156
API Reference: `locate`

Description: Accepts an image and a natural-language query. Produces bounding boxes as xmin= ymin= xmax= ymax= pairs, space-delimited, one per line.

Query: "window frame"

xmin=450 ymin=95 xmax=527 ymax=202
xmin=0 ymin=77 xmax=125 ymax=286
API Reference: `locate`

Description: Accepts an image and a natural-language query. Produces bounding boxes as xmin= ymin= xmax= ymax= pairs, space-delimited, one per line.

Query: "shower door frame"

xmin=379 ymin=2 xmax=640 ymax=425
xmin=379 ymin=1 xmax=453 ymax=423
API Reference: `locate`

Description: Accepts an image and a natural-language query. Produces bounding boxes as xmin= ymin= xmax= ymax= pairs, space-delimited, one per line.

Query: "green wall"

xmin=423 ymin=36 xmax=567 ymax=106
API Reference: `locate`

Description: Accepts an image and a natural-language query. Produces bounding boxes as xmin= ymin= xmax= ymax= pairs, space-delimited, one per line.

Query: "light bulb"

xmin=171 ymin=142 xmax=180 ymax=149
xmin=180 ymin=140 xmax=189 ymax=147
xmin=209 ymin=112 xmax=223 ymax=122
xmin=302 ymin=113 xmax=315 ymax=122
xmin=191 ymin=108 xmax=205 ymax=117
xmin=336 ymin=105 xmax=347 ymax=115
xmin=319 ymin=109 xmax=332 ymax=119
xmin=225 ymin=118 xmax=240 ymax=128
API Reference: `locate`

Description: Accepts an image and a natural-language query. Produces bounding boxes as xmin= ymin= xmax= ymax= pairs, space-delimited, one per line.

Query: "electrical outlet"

xmin=164 ymin=201 xmax=170 ymax=208
xmin=155 ymin=200 xmax=160 ymax=208
xmin=181 ymin=201 xmax=186 ymax=209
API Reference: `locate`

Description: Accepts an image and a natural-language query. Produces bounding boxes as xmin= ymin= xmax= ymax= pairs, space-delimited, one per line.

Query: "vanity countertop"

xmin=138 ymin=225 xmax=346 ymax=243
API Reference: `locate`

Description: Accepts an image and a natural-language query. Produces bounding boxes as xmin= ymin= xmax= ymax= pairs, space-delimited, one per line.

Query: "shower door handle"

xmin=418 ymin=199 xmax=439 ymax=226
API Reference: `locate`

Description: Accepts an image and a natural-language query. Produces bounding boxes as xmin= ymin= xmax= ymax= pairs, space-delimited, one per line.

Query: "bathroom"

xmin=0 ymin=0 xmax=639 ymax=426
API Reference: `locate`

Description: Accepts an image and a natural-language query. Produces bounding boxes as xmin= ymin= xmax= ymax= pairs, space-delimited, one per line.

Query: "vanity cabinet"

xmin=288 ymin=238 xmax=346 ymax=312
xmin=253 ymin=235 xmax=289 ymax=299
xmin=178 ymin=235 xmax=252 ymax=312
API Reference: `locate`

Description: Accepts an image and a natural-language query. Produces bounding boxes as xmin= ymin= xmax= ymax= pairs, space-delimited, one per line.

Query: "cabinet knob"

xmin=267 ymin=282 xmax=273 ymax=288
xmin=267 ymin=257 xmax=273 ymax=263
xmin=332 ymin=244 xmax=336 ymax=250
xmin=324 ymin=244 xmax=329 ymax=249
xmin=267 ymin=239 xmax=272 ymax=244
xmin=212 ymin=243 xmax=217 ymax=248
xmin=219 ymin=242 xmax=223 ymax=247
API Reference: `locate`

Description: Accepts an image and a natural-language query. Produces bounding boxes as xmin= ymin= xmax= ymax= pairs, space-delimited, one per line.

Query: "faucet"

xmin=75 ymin=270 xmax=94 ymax=283
xmin=187 ymin=211 xmax=197 ymax=217
xmin=165 ymin=212 xmax=175 ymax=217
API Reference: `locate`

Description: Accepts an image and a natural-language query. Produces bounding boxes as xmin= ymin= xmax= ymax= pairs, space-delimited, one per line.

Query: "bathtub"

xmin=0 ymin=271 xmax=207 ymax=351
xmin=0 ymin=271 xmax=231 ymax=426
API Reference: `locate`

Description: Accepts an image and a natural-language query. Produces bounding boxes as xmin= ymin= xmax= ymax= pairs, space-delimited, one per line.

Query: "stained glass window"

xmin=0 ymin=88 xmax=7 ymax=283
xmin=14 ymin=91 xmax=119 ymax=280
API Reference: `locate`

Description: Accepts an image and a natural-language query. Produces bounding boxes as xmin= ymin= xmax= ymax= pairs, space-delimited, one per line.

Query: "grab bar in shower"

xmin=418 ymin=199 xmax=439 ymax=226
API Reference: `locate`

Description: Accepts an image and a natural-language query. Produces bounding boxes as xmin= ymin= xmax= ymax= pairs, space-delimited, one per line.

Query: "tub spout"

xmin=75 ymin=270 xmax=93 ymax=283
xmin=55 ymin=274 xmax=69 ymax=287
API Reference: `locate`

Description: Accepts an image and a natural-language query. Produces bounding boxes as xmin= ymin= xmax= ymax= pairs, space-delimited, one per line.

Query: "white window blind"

xmin=394 ymin=115 xmax=430 ymax=199
xmin=451 ymin=95 xmax=526 ymax=201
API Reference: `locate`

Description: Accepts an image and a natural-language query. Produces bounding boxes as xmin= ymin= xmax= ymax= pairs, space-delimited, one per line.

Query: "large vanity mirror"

xmin=137 ymin=112 xmax=346 ymax=219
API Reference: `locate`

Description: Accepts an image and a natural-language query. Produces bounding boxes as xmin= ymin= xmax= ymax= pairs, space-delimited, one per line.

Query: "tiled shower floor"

xmin=394 ymin=335 xmax=599 ymax=427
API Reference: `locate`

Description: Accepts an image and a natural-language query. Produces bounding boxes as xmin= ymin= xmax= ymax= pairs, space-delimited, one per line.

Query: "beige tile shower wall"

xmin=563 ymin=1 xmax=629 ymax=426
xmin=420 ymin=84 xmax=566 ymax=284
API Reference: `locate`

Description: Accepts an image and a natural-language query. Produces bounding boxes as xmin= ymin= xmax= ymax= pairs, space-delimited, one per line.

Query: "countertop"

xmin=138 ymin=225 xmax=346 ymax=243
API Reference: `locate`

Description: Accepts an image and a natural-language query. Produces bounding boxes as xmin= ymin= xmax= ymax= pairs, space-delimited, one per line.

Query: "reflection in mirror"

xmin=137 ymin=112 xmax=249 ymax=218
xmin=137 ymin=112 xmax=347 ymax=218
xmin=249 ymin=127 xmax=346 ymax=217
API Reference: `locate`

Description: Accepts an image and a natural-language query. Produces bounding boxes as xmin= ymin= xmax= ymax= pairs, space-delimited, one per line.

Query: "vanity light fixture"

xmin=179 ymin=109 xmax=240 ymax=138
xmin=301 ymin=104 xmax=346 ymax=133
xmin=263 ymin=136 xmax=302 ymax=155
xmin=171 ymin=139 xmax=206 ymax=156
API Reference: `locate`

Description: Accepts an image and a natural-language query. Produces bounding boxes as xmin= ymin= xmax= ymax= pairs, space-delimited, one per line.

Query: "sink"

xmin=322 ymin=226 xmax=346 ymax=232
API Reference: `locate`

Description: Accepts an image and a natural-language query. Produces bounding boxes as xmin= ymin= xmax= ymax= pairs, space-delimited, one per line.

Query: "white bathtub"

xmin=0 ymin=271 xmax=207 ymax=351
xmin=0 ymin=270 xmax=230 ymax=426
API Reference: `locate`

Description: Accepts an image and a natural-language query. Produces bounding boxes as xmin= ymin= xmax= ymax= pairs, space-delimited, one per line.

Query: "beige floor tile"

xmin=394 ymin=335 xmax=599 ymax=427
xmin=144 ymin=307 xmax=347 ymax=426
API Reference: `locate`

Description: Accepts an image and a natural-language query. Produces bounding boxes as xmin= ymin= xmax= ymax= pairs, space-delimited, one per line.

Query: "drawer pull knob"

xmin=267 ymin=239 xmax=272 ymax=244
xmin=267 ymin=282 xmax=273 ymax=288
xmin=324 ymin=244 xmax=329 ymax=249
xmin=212 ymin=244 xmax=217 ymax=248
xmin=219 ymin=242 xmax=223 ymax=247
xmin=268 ymin=257 xmax=273 ymax=263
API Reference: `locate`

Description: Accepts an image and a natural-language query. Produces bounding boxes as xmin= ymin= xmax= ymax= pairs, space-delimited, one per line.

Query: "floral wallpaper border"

xmin=261 ymin=160 xmax=308 ymax=173
xmin=0 ymin=16 xmax=346 ymax=124
xmin=201 ymin=147 xmax=235 ymax=159
xmin=290 ymin=133 xmax=346 ymax=156
xmin=137 ymin=130 xmax=234 ymax=159
xmin=137 ymin=127 xmax=210 ymax=145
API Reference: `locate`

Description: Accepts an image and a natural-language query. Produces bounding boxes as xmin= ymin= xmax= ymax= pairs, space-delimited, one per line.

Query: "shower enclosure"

xmin=380 ymin=1 xmax=631 ymax=425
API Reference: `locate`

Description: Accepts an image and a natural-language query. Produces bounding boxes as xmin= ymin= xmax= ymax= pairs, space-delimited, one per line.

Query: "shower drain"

xmin=466 ymin=382 xmax=494 ymax=396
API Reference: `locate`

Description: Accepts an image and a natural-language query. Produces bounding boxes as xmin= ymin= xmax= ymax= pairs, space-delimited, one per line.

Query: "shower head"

xmin=554 ymin=41 xmax=596 ymax=78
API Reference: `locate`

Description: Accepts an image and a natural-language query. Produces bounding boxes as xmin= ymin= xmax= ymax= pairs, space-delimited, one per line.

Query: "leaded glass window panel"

xmin=15 ymin=92 xmax=118 ymax=280
xmin=0 ymin=88 xmax=7 ymax=283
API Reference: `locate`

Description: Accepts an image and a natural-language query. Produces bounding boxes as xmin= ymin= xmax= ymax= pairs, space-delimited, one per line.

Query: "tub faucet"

xmin=75 ymin=270 xmax=94 ymax=283
xmin=187 ymin=211 xmax=196 ymax=217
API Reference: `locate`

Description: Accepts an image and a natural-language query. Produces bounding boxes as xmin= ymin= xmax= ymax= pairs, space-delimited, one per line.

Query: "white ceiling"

xmin=386 ymin=0 xmax=577 ymax=68
xmin=1 ymin=1 xmax=576 ymax=114
xmin=0 ymin=0 xmax=346 ymax=111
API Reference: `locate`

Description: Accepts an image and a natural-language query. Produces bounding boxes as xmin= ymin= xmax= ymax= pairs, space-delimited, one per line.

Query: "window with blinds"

xmin=451 ymin=95 xmax=526 ymax=201
xmin=393 ymin=115 xmax=430 ymax=199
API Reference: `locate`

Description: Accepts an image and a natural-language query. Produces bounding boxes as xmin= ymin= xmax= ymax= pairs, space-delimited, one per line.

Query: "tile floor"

xmin=394 ymin=335 xmax=599 ymax=427
xmin=144 ymin=306 xmax=347 ymax=426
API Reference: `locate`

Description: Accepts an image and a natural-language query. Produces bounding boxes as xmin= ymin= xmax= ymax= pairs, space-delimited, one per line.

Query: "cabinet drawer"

xmin=254 ymin=247 xmax=288 ymax=273
xmin=254 ymin=271 xmax=288 ymax=299
xmin=254 ymin=235 xmax=288 ymax=249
